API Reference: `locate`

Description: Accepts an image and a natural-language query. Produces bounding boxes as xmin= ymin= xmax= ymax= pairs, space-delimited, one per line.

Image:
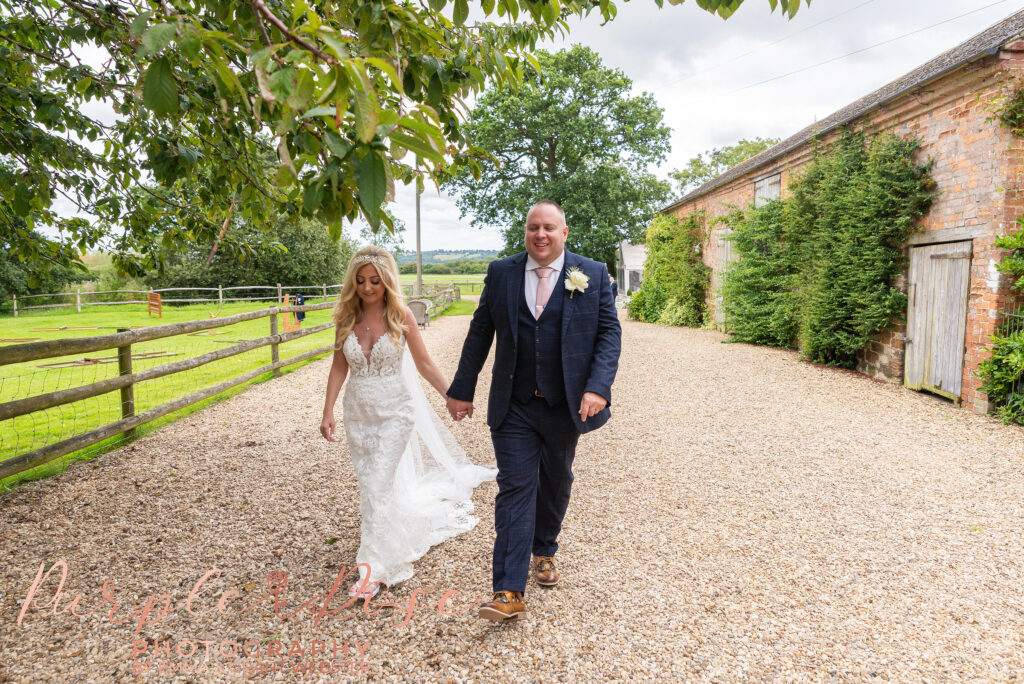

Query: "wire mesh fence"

xmin=0 ymin=303 xmax=338 ymax=491
xmin=9 ymin=280 xmax=482 ymax=316
xmin=0 ymin=282 xmax=464 ymax=490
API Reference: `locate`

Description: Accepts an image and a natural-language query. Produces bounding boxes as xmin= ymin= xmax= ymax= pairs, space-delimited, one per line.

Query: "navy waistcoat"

xmin=512 ymin=271 xmax=565 ymax=406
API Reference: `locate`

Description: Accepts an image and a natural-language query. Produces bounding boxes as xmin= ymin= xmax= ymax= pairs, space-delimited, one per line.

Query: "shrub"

xmin=720 ymin=201 xmax=797 ymax=347
xmin=720 ymin=128 xmax=934 ymax=367
xmin=976 ymin=329 xmax=1024 ymax=424
xmin=629 ymin=212 xmax=709 ymax=325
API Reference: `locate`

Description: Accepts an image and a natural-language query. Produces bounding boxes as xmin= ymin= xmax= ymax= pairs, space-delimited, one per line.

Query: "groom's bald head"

xmin=526 ymin=200 xmax=566 ymax=228
xmin=524 ymin=200 xmax=568 ymax=266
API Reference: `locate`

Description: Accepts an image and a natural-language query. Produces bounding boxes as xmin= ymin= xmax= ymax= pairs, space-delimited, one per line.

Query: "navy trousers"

xmin=489 ymin=394 xmax=580 ymax=593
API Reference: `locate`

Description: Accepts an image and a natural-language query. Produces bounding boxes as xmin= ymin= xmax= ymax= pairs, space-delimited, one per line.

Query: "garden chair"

xmin=409 ymin=300 xmax=430 ymax=328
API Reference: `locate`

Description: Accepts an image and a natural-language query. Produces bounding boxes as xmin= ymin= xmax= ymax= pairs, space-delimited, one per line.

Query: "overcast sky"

xmin=395 ymin=0 xmax=1024 ymax=252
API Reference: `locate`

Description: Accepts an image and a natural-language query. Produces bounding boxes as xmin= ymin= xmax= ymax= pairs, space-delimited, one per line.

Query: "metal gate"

xmin=904 ymin=240 xmax=972 ymax=401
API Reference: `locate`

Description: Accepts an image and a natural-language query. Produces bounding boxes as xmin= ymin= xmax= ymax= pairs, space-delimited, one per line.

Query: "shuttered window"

xmin=754 ymin=173 xmax=781 ymax=207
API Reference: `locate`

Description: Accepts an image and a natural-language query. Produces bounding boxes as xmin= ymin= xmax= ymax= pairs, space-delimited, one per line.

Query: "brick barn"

xmin=661 ymin=11 xmax=1024 ymax=414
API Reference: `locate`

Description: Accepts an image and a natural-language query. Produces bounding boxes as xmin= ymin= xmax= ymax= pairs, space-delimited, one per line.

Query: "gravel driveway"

xmin=2 ymin=313 xmax=1023 ymax=682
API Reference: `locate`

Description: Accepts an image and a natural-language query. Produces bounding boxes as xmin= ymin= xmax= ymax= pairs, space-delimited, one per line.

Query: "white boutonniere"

xmin=564 ymin=267 xmax=589 ymax=299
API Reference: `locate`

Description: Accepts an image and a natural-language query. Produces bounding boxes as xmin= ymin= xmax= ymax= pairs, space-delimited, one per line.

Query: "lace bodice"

xmin=343 ymin=331 xmax=402 ymax=378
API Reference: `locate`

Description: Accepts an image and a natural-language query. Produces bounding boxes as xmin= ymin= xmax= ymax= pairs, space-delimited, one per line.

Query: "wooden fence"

xmin=10 ymin=280 xmax=482 ymax=315
xmin=0 ymin=285 xmax=463 ymax=481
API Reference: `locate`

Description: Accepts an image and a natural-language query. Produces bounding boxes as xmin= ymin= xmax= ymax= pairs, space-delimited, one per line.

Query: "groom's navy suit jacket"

xmin=448 ymin=249 xmax=621 ymax=435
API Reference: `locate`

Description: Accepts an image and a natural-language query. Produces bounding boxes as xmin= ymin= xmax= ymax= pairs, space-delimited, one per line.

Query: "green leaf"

xmin=318 ymin=27 xmax=351 ymax=60
xmin=142 ymin=23 xmax=176 ymax=56
xmin=302 ymin=182 xmax=323 ymax=213
xmin=364 ymin=58 xmax=402 ymax=93
xmin=389 ymin=132 xmax=443 ymax=162
xmin=301 ymin=105 xmax=335 ymax=119
xmin=212 ymin=59 xmax=241 ymax=94
xmin=142 ymin=57 xmax=179 ymax=115
xmin=427 ymin=74 xmax=443 ymax=107
xmin=351 ymin=76 xmax=378 ymax=143
xmin=180 ymin=37 xmax=202 ymax=61
xmin=324 ymin=132 xmax=352 ymax=158
xmin=287 ymin=70 xmax=315 ymax=109
xmin=428 ymin=0 xmax=446 ymax=10
xmin=453 ymin=0 xmax=469 ymax=25
xmin=129 ymin=10 xmax=152 ymax=39
xmin=74 ymin=77 xmax=92 ymax=94
xmin=357 ymin=151 xmax=387 ymax=228
xmin=268 ymin=67 xmax=297 ymax=102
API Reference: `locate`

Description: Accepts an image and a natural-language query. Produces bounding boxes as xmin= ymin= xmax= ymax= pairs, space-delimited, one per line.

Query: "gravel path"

xmin=2 ymin=313 xmax=1024 ymax=682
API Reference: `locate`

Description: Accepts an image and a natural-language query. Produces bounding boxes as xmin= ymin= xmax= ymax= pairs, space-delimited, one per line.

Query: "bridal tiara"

xmin=351 ymin=254 xmax=390 ymax=270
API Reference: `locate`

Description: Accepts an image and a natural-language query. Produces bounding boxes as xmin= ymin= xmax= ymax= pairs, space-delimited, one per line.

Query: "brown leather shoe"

xmin=534 ymin=556 xmax=558 ymax=586
xmin=478 ymin=591 xmax=525 ymax=621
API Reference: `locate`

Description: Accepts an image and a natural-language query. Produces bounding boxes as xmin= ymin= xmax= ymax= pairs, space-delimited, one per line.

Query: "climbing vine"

xmin=628 ymin=212 xmax=710 ymax=327
xmin=977 ymin=86 xmax=1024 ymax=423
xmin=721 ymin=128 xmax=935 ymax=367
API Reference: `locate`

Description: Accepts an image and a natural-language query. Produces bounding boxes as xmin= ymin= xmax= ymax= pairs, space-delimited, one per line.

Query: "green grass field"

xmin=0 ymin=293 xmax=473 ymax=491
xmin=0 ymin=300 xmax=339 ymax=490
xmin=399 ymin=273 xmax=485 ymax=293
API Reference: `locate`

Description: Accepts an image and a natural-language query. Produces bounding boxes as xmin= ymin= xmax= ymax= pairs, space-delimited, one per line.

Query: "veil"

xmin=388 ymin=343 xmax=498 ymax=549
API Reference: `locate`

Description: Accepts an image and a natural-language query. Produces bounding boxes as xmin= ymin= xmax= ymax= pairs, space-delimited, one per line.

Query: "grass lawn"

xmin=0 ymin=299 xmax=338 ymax=491
xmin=399 ymin=273 xmax=485 ymax=293
xmin=441 ymin=300 xmax=477 ymax=316
xmin=0 ymin=292 xmax=473 ymax=491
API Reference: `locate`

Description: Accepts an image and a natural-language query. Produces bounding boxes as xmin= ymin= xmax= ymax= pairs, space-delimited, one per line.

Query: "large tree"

xmin=0 ymin=0 xmax=809 ymax=280
xmin=145 ymin=215 xmax=357 ymax=290
xmin=445 ymin=45 xmax=671 ymax=268
xmin=670 ymin=136 xmax=781 ymax=196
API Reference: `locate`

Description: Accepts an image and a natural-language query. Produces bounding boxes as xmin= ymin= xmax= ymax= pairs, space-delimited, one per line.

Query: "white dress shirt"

xmin=524 ymin=250 xmax=565 ymax=317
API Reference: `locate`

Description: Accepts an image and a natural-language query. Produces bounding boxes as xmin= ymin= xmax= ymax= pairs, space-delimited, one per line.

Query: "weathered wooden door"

xmin=904 ymin=240 xmax=972 ymax=401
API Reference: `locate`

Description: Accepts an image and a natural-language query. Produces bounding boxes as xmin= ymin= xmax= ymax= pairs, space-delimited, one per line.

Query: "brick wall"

xmin=667 ymin=49 xmax=1024 ymax=412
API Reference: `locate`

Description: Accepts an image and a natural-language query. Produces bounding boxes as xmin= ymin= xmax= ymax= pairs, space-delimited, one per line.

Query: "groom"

xmin=446 ymin=200 xmax=621 ymax=621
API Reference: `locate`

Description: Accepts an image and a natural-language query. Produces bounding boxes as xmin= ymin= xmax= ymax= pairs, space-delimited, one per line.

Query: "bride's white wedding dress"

xmin=340 ymin=330 xmax=497 ymax=588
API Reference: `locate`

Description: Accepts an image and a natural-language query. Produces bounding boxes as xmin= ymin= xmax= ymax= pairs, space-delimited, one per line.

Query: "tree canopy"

xmin=444 ymin=45 xmax=671 ymax=268
xmin=145 ymin=215 xmax=357 ymax=291
xmin=0 ymin=0 xmax=810 ymax=281
xmin=670 ymin=136 xmax=781 ymax=197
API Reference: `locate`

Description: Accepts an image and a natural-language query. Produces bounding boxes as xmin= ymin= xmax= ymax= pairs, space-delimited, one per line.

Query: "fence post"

xmin=117 ymin=327 xmax=136 ymax=440
xmin=12 ymin=294 xmax=16 ymax=317
xmin=270 ymin=310 xmax=281 ymax=378
xmin=218 ymin=284 xmax=223 ymax=308
xmin=277 ymin=283 xmax=282 ymax=304
xmin=322 ymin=283 xmax=327 ymax=302
xmin=76 ymin=289 xmax=81 ymax=313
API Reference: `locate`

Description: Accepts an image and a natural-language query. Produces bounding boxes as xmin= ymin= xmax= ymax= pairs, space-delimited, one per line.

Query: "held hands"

xmin=320 ymin=412 xmax=336 ymax=441
xmin=578 ymin=392 xmax=607 ymax=422
xmin=446 ymin=396 xmax=474 ymax=421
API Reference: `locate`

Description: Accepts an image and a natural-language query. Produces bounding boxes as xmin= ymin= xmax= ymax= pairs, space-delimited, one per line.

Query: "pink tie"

xmin=534 ymin=266 xmax=554 ymax=318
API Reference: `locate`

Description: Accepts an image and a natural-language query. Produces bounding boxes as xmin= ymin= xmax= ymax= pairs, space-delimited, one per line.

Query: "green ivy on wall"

xmin=721 ymin=128 xmax=935 ymax=367
xmin=976 ymin=86 xmax=1024 ymax=423
xmin=627 ymin=212 xmax=710 ymax=327
xmin=719 ymin=200 xmax=797 ymax=347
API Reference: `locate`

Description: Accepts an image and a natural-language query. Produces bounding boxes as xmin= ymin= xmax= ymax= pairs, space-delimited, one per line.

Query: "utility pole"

xmin=415 ymin=181 xmax=423 ymax=297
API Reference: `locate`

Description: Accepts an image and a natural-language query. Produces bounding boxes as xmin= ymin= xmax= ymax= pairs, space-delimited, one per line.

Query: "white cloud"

xmin=393 ymin=0 xmax=1024 ymax=251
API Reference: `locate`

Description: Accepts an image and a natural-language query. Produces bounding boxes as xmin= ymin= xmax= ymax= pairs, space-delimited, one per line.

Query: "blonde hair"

xmin=332 ymin=246 xmax=408 ymax=350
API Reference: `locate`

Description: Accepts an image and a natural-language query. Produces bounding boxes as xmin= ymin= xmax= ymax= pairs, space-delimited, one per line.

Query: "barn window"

xmin=753 ymin=173 xmax=781 ymax=207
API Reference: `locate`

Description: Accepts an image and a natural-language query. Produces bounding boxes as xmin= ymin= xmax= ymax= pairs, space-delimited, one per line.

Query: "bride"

xmin=319 ymin=246 xmax=497 ymax=599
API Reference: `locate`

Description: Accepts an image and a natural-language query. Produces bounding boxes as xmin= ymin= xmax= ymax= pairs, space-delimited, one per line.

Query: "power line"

xmin=660 ymin=0 xmax=878 ymax=89
xmin=729 ymin=0 xmax=1012 ymax=94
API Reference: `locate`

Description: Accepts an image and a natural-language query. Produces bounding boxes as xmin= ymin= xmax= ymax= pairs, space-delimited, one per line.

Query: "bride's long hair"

xmin=332 ymin=246 xmax=408 ymax=350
